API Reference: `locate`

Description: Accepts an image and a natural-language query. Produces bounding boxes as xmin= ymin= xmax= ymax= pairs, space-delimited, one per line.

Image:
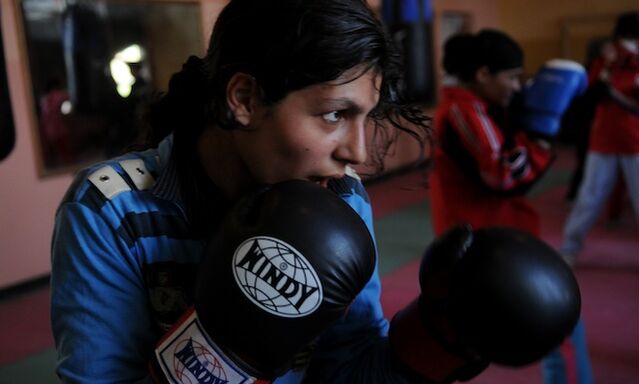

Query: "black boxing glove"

xmin=390 ymin=225 xmax=581 ymax=383
xmin=150 ymin=180 xmax=376 ymax=383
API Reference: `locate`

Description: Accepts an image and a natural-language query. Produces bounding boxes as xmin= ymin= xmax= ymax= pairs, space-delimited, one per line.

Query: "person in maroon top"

xmin=561 ymin=11 xmax=639 ymax=262
xmin=430 ymin=29 xmax=595 ymax=384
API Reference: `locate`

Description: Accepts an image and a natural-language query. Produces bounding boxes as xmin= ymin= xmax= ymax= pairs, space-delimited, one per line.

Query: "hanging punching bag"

xmin=382 ymin=0 xmax=435 ymax=104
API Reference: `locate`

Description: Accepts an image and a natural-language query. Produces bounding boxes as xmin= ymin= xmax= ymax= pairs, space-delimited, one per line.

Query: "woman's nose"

xmin=513 ymin=79 xmax=522 ymax=92
xmin=334 ymin=121 xmax=367 ymax=165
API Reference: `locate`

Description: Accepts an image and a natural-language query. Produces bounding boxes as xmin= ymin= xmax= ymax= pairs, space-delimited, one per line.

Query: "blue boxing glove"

xmin=522 ymin=59 xmax=587 ymax=138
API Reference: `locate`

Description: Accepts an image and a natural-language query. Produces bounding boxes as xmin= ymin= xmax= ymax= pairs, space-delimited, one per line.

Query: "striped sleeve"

xmin=447 ymin=101 xmax=554 ymax=192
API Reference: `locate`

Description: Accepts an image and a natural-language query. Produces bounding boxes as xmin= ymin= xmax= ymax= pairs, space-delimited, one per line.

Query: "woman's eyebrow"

xmin=318 ymin=98 xmax=365 ymax=113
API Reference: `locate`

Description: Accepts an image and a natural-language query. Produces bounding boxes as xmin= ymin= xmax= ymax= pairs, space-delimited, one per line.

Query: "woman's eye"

xmin=322 ymin=111 xmax=341 ymax=123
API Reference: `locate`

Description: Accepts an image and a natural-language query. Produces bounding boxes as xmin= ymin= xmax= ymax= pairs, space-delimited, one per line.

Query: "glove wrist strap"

xmin=153 ymin=307 xmax=270 ymax=384
xmin=389 ymin=298 xmax=487 ymax=383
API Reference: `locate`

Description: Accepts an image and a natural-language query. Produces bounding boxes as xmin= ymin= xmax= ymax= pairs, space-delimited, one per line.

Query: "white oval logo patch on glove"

xmin=232 ymin=236 xmax=323 ymax=318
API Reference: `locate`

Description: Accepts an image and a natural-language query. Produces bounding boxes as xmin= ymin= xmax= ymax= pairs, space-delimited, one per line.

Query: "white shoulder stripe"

xmin=120 ymin=159 xmax=155 ymax=191
xmin=473 ymin=102 xmax=501 ymax=152
xmin=473 ymin=102 xmax=500 ymax=153
xmin=450 ymin=104 xmax=480 ymax=154
xmin=88 ymin=166 xmax=131 ymax=200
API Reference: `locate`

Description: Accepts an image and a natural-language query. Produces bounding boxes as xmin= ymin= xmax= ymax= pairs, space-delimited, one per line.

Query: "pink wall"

xmin=0 ymin=2 xmax=73 ymax=289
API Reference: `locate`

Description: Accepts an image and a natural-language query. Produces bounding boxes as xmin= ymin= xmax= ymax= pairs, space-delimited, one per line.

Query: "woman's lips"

xmin=309 ymin=175 xmax=343 ymax=188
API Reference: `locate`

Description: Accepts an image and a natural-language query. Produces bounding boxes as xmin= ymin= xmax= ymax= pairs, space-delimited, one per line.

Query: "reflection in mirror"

xmin=1 ymin=8 xmax=16 ymax=162
xmin=21 ymin=0 xmax=203 ymax=173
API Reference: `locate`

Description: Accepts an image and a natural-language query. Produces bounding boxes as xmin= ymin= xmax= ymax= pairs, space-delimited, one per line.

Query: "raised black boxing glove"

xmin=390 ymin=225 xmax=580 ymax=383
xmin=150 ymin=180 xmax=376 ymax=383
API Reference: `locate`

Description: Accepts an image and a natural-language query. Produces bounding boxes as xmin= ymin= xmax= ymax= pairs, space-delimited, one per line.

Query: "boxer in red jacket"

xmin=429 ymin=29 xmax=595 ymax=384
xmin=429 ymin=30 xmax=553 ymax=236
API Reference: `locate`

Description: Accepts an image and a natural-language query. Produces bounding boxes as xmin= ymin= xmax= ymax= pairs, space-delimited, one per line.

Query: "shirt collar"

xmin=151 ymin=134 xmax=183 ymax=206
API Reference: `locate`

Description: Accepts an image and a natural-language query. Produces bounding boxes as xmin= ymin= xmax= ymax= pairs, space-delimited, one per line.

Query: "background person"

xmin=429 ymin=29 xmax=553 ymax=236
xmin=429 ymin=29 xmax=595 ymax=384
xmin=560 ymin=11 xmax=639 ymax=263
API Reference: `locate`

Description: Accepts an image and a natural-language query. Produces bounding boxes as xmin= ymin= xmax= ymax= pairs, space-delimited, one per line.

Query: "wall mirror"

xmin=21 ymin=0 xmax=203 ymax=174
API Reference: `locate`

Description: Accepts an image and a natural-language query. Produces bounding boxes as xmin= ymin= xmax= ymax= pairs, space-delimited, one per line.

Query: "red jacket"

xmin=588 ymin=42 xmax=639 ymax=154
xmin=429 ymin=87 xmax=554 ymax=236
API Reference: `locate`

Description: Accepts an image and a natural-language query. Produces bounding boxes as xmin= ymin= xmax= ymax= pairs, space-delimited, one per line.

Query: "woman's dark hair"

xmin=442 ymin=29 xmax=523 ymax=82
xmin=145 ymin=0 xmax=430 ymax=173
xmin=442 ymin=33 xmax=473 ymax=76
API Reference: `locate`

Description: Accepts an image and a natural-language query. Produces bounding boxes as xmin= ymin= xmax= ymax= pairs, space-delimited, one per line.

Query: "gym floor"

xmin=1 ymin=145 xmax=638 ymax=383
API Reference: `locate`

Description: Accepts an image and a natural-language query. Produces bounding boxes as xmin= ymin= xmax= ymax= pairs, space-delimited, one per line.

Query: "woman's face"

xmin=478 ymin=67 xmax=523 ymax=107
xmin=231 ymin=67 xmax=382 ymax=188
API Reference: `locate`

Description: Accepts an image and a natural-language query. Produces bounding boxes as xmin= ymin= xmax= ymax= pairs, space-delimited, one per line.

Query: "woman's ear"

xmin=226 ymin=73 xmax=259 ymax=126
